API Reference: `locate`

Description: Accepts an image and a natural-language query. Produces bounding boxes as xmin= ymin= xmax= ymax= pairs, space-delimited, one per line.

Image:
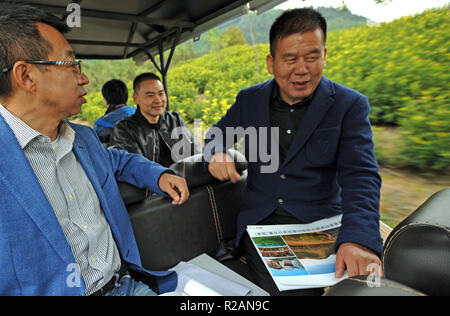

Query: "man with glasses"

xmin=0 ymin=2 xmax=189 ymax=296
xmin=2 ymin=60 xmax=83 ymax=74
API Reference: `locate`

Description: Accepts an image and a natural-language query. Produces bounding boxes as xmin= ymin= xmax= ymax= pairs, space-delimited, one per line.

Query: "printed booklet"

xmin=247 ymin=215 xmax=348 ymax=291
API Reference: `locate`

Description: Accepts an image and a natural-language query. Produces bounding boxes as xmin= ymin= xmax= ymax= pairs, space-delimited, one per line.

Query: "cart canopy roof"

xmin=21 ymin=0 xmax=287 ymax=63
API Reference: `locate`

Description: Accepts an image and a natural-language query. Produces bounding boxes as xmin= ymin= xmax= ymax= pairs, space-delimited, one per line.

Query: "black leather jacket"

xmin=113 ymin=108 xmax=202 ymax=166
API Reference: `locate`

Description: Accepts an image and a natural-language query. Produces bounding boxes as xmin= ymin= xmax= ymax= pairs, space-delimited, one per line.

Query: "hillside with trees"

xmin=182 ymin=6 xmax=368 ymax=61
xmin=80 ymin=7 xmax=449 ymax=173
xmin=218 ymin=6 xmax=368 ymax=44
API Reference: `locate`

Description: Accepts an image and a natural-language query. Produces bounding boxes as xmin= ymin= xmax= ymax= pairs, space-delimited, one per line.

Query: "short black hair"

xmin=0 ymin=2 xmax=70 ymax=98
xmin=133 ymin=72 xmax=162 ymax=92
xmin=270 ymin=8 xmax=327 ymax=56
xmin=102 ymin=79 xmax=129 ymax=105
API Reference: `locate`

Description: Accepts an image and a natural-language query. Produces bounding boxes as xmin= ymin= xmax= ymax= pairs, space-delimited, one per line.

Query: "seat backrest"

xmin=382 ymin=188 xmax=450 ymax=296
xmin=123 ymin=150 xmax=248 ymax=270
xmin=117 ymin=181 xmax=147 ymax=205
xmin=118 ymin=149 xmax=247 ymax=205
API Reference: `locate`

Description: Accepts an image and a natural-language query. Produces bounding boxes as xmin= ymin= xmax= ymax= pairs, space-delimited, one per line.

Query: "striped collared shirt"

xmin=0 ymin=104 xmax=121 ymax=295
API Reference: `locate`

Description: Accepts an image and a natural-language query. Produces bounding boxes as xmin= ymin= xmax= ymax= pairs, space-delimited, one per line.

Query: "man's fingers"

xmin=159 ymin=173 xmax=189 ymax=205
xmin=209 ymin=153 xmax=241 ymax=183
xmin=218 ymin=164 xmax=229 ymax=181
xmin=359 ymin=260 xmax=369 ymax=276
xmin=175 ymin=181 xmax=189 ymax=204
xmin=165 ymin=185 xmax=180 ymax=204
xmin=209 ymin=164 xmax=224 ymax=181
xmin=209 ymin=161 xmax=240 ymax=183
xmin=346 ymin=261 xmax=359 ymax=278
xmin=335 ymin=243 xmax=382 ymax=278
xmin=335 ymin=253 xmax=345 ymax=278
xmin=230 ymin=171 xmax=241 ymax=183
xmin=169 ymin=178 xmax=189 ymax=205
xmin=226 ymin=163 xmax=241 ymax=183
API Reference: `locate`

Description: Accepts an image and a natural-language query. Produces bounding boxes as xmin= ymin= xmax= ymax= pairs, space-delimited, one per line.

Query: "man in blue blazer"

xmin=0 ymin=3 xmax=188 ymax=296
xmin=204 ymin=9 xmax=383 ymax=295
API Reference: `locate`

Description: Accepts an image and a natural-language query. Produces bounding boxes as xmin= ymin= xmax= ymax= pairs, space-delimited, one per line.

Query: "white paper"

xmin=169 ymin=261 xmax=250 ymax=296
xmin=184 ymin=279 xmax=222 ymax=296
xmin=247 ymin=215 xmax=348 ymax=291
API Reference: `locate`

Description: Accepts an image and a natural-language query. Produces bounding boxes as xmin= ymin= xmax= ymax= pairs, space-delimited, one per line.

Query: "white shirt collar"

xmin=0 ymin=103 xmax=75 ymax=149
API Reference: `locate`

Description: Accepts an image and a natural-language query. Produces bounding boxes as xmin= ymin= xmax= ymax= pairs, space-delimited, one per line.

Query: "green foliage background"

xmin=80 ymin=7 xmax=449 ymax=172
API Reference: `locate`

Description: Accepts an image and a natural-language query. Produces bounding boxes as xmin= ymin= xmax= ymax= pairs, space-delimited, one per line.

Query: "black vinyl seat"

xmin=119 ymin=150 xmax=254 ymax=281
xmin=325 ymin=188 xmax=450 ymax=296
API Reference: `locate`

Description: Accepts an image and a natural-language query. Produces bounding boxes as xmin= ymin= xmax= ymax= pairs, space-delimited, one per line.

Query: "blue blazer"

xmin=0 ymin=118 xmax=177 ymax=296
xmin=204 ymin=77 xmax=383 ymax=256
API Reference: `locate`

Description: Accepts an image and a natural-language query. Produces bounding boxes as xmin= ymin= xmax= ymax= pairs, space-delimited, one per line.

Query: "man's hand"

xmin=208 ymin=152 xmax=241 ymax=183
xmin=335 ymin=242 xmax=383 ymax=278
xmin=158 ymin=172 xmax=189 ymax=205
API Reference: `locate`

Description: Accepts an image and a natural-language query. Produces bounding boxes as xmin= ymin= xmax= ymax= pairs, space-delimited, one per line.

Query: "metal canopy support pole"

xmin=164 ymin=29 xmax=181 ymax=78
xmin=145 ymin=29 xmax=182 ymax=111
xmin=158 ymin=39 xmax=167 ymax=107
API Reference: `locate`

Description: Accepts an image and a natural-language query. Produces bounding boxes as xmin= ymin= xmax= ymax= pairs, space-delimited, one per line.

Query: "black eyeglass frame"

xmin=1 ymin=60 xmax=82 ymax=74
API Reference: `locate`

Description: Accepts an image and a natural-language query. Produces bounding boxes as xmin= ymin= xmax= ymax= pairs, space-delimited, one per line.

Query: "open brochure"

xmin=247 ymin=215 xmax=348 ymax=291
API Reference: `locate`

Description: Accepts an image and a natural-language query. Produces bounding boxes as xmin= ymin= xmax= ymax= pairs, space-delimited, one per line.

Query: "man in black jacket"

xmin=113 ymin=73 xmax=202 ymax=167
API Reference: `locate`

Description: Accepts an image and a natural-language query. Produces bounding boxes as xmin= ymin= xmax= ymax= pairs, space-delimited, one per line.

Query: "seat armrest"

xmin=324 ymin=276 xmax=426 ymax=296
xmin=169 ymin=149 xmax=247 ymax=189
xmin=383 ymin=188 xmax=450 ymax=296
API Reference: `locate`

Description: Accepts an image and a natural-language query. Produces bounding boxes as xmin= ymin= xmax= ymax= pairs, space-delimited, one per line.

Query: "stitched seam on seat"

xmin=347 ymin=277 xmax=426 ymax=296
xmin=205 ymin=185 xmax=220 ymax=242
xmin=383 ymin=222 xmax=450 ymax=272
xmin=209 ymin=185 xmax=223 ymax=241
xmin=206 ymin=185 xmax=222 ymax=242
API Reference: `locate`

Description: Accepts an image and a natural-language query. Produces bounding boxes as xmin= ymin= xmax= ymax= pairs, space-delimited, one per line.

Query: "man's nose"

xmin=153 ymin=96 xmax=162 ymax=104
xmin=78 ymin=73 xmax=89 ymax=85
xmin=155 ymin=94 xmax=165 ymax=104
xmin=294 ymin=59 xmax=308 ymax=75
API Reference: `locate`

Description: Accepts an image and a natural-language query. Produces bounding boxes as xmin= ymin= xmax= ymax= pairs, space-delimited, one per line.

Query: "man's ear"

xmin=11 ymin=62 xmax=37 ymax=93
xmin=266 ymin=54 xmax=274 ymax=75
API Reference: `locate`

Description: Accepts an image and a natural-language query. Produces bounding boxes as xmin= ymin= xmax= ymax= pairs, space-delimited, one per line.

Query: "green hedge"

xmin=167 ymin=44 xmax=272 ymax=126
xmin=324 ymin=7 xmax=449 ymax=126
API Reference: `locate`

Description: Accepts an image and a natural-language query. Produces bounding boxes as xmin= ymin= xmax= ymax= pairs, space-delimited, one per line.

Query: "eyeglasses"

xmin=1 ymin=60 xmax=82 ymax=75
